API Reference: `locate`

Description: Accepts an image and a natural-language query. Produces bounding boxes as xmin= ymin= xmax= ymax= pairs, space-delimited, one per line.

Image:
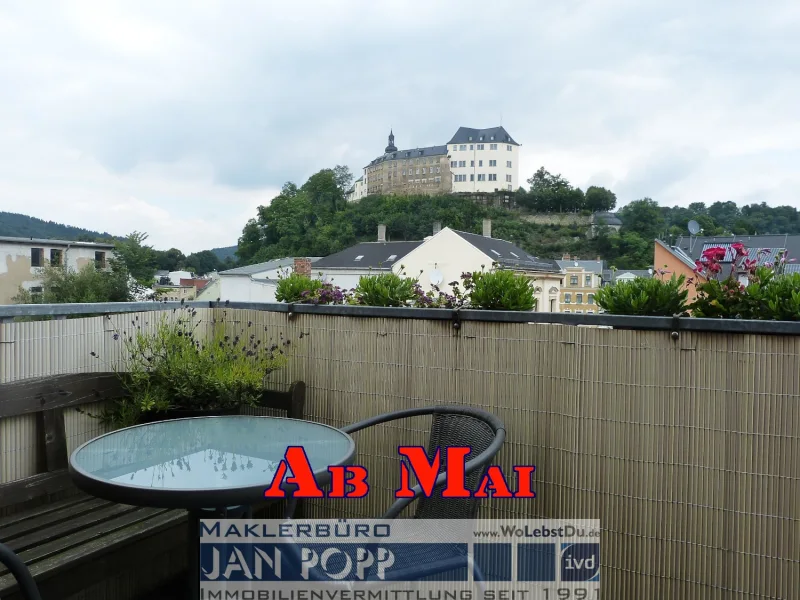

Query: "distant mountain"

xmin=209 ymin=245 xmax=238 ymax=261
xmin=0 ymin=211 xmax=121 ymax=242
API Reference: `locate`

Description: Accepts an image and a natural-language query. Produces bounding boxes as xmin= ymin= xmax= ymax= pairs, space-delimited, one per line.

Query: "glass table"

xmin=68 ymin=415 xmax=356 ymax=599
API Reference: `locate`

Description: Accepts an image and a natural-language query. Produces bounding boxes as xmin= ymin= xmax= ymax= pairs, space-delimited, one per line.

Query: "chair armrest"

xmin=0 ymin=542 xmax=43 ymax=600
xmin=342 ymin=405 xmax=504 ymax=435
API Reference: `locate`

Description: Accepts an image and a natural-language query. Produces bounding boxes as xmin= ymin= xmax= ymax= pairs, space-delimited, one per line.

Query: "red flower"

xmin=702 ymin=246 xmax=727 ymax=262
xmin=708 ymin=262 xmax=722 ymax=274
xmin=731 ymin=242 xmax=746 ymax=257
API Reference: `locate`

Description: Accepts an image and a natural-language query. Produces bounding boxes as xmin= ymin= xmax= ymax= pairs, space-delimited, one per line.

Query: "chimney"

xmin=562 ymin=253 xmax=571 ymax=260
xmin=293 ymin=257 xmax=312 ymax=276
xmin=482 ymin=218 xmax=492 ymax=238
xmin=433 ymin=221 xmax=442 ymax=235
xmin=377 ymin=224 xmax=386 ymax=242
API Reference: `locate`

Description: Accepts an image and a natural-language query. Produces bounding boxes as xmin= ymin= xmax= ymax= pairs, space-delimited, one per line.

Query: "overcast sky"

xmin=1 ymin=1 xmax=799 ymax=253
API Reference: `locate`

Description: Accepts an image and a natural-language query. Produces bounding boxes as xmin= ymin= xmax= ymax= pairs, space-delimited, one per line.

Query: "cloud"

xmin=1 ymin=0 xmax=799 ymax=252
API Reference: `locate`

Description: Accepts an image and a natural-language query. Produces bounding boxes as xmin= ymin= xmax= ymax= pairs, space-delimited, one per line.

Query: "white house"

xmin=312 ymin=225 xmax=422 ymax=290
xmin=448 ymin=126 xmax=520 ymax=194
xmin=0 ymin=236 xmax=115 ymax=304
xmin=196 ymin=257 xmax=321 ymax=303
xmin=345 ymin=176 xmax=367 ymax=202
xmin=398 ymin=220 xmax=563 ymax=312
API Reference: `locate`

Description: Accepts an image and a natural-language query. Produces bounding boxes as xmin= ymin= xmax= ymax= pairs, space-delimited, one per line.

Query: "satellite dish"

xmin=430 ymin=270 xmax=443 ymax=286
xmin=688 ymin=220 xmax=701 ymax=235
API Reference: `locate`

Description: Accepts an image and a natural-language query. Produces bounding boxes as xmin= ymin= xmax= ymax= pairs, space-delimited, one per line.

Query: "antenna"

xmin=688 ymin=220 xmax=700 ymax=253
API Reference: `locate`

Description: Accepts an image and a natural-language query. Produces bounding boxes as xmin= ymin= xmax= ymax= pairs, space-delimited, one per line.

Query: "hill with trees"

xmin=0 ymin=211 xmax=121 ymax=241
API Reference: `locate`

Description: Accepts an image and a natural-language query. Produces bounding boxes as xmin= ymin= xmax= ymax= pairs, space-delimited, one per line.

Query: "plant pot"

xmin=137 ymin=406 xmax=241 ymax=424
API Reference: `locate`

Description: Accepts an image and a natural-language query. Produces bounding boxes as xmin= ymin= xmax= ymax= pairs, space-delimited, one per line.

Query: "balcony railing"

xmin=0 ymin=301 xmax=799 ymax=598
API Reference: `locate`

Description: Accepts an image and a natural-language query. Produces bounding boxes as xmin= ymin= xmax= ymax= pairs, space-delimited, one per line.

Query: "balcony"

xmin=0 ymin=301 xmax=798 ymax=598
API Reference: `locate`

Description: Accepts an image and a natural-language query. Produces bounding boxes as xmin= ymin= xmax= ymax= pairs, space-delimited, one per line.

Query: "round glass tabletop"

xmin=68 ymin=415 xmax=355 ymax=509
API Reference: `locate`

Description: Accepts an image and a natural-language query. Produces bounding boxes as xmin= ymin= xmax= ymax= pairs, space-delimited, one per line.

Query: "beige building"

xmin=556 ymin=256 xmax=605 ymax=314
xmin=153 ymin=284 xmax=197 ymax=302
xmin=0 ymin=236 xmax=114 ymax=304
xmin=364 ymin=131 xmax=452 ymax=196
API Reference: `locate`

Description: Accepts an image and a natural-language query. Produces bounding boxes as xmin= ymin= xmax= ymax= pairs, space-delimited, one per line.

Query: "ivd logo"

xmin=560 ymin=543 xmax=600 ymax=582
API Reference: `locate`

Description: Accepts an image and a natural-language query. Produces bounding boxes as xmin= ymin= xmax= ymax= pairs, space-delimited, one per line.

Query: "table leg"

xmin=188 ymin=509 xmax=201 ymax=600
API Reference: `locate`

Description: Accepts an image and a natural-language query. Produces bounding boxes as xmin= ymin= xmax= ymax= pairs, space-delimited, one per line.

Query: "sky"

xmin=1 ymin=0 xmax=799 ymax=253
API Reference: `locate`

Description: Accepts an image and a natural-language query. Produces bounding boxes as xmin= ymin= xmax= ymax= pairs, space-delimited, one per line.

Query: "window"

xmin=355 ymin=255 xmax=364 ymax=261
xmin=451 ymin=161 xmax=457 ymax=168
xmin=588 ymin=310 xmax=594 ymax=314
xmin=470 ymin=174 xmax=475 ymax=181
xmin=490 ymin=143 xmax=498 ymax=150
xmin=459 ymin=161 xmax=466 ymax=167
xmin=550 ymin=298 xmax=556 ymax=312
xmin=402 ymin=170 xmax=406 ymax=176
xmin=507 ymin=145 xmax=512 ymax=151
xmin=588 ymin=294 xmax=595 ymax=305
xmin=576 ymin=293 xmax=583 ymax=304
xmin=570 ymin=275 xmax=578 ymax=286
xmin=422 ymin=168 xmax=426 ymax=174
xmin=585 ymin=275 xmax=592 ymax=286
xmin=452 ymin=146 xmax=458 ymax=152
xmin=477 ymin=174 xmax=486 ymax=181
xmin=506 ymin=175 xmax=512 ymax=182
xmin=459 ymin=144 xmax=466 ymax=151
xmin=507 ymin=184 xmax=512 ymax=191
xmin=30 ymin=286 xmax=43 ymax=294
xmin=31 ymin=248 xmax=44 ymax=267
xmin=435 ymin=176 xmax=441 ymax=183
xmin=470 ymin=160 xmax=474 ymax=167
xmin=488 ymin=174 xmax=497 ymax=181
xmin=477 ymin=144 xmax=484 ymax=150
xmin=387 ymin=254 xmax=398 ymax=261
xmin=454 ymin=174 xmax=467 ymax=182
xmin=564 ymin=309 xmax=571 ymax=313
xmin=564 ymin=293 xmax=571 ymax=304
xmin=489 ymin=160 xmax=497 ymax=167
xmin=95 ymin=251 xmax=106 ymax=269
xmin=49 ymin=249 xmax=63 ymax=265
xmin=576 ymin=310 xmax=583 ymax=314
xmin=436 ymin=167 xmax=441 ymax=174
xmin=416 ymin=168 xmax=420 ymax=175
xmin=506 ymin=161 xmax=512 ymax=168
xmin=469 ymin=144 xmax=473 ymax=150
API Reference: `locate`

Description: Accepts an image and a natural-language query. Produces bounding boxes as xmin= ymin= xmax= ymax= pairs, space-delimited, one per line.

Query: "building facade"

xmin=363 ymin=131 xmax=452 ymax=196
xmin=557 ymin=257 xmax=605 ymax=314
xmin=447 ymin=127 xmax=520 ymax=193
xmin=0 ymin=236 xmax=115 ymax=304
xmin=345 ymin=176 xmax=367 ymax=202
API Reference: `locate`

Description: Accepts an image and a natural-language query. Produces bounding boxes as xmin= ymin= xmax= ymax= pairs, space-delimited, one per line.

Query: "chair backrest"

xmin=413 ymin=411 xmax=499 ymax=520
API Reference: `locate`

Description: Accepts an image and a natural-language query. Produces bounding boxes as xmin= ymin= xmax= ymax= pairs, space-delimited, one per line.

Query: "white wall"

xmin=317 ymin=269 xmax=373 ymax=291
xmin=449 ymin=141 xmax=519 ymax=193
xmin=216 ymin=276 xmax=278 ymax=303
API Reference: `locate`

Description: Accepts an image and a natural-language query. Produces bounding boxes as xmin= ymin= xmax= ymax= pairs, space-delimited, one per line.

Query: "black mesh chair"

xmin=0 ymin=542 xmax=42 ymax=600
xmin=284 ymin=405 xmax=506 ymax=587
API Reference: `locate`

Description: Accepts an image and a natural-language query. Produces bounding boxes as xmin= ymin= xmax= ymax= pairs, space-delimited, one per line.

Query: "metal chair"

xmin=284 ymin=405 xmax=507 ymax=586
xmin=0 ymin=542 xmax=42 ymax=600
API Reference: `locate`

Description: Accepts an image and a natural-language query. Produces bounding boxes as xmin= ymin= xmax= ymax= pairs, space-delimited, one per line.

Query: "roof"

xmin=447 ymin=126 xmax=518 ymax=146
xmin=452 ymin=230 xmax=560 ymax=273
xmin=673 ymin=234 xmax=800 ymax=266
xmin=155 ymin=270 xmax=169 ymax=277
xmin=219 ymin=257 xmax=319 ymax=276
xmin=615 ymin=270 xmax=653 ymax=279
xmin=655 ymin=239 xmax=698 ymax=270
xmin=592 ymin=212 xmax=622 ymax=226
xmin=367 ymin=145 xmax=448 ymax=168
xmin=556 ymin=260 xmax=606 ymax=273
xmin=0 ymin=235 xmax=115 ymax=249
xmin=313 ymin=241 xmax=423 ymax=270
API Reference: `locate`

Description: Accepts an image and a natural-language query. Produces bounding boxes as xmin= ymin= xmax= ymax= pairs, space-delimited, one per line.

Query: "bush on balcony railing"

xmin=86 ymin=306 xmax=292 ymax=427
xmin=276 ymin=271 xmax=347 ymax=304
xmin=690 ymin=243 xmax=800 ymax=320
xmin=594 ymin=273 xmax=689 ymax=316
xmin=349 ymin=271 xmax=423 ymax=307
xmin=467 ymin=269 xmax=537 ymax=311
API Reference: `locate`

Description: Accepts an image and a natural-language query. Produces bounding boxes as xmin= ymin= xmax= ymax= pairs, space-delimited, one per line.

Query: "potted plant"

xmin=86 ymin=306 xmax=293 ymax=427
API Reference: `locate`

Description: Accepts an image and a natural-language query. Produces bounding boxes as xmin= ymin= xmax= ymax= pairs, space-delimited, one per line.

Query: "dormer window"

xmin=355 ymin=255 xmax=364 ymax=261
xmin=490 ymin=249 xmax=501 ymax=257
xmin=387 ymin=255 xmax=397 ymax=261
xmin=490 ymin=135 xmax=495 ymax=140
xmin=510 ymin=252 xmax=519 ymax=258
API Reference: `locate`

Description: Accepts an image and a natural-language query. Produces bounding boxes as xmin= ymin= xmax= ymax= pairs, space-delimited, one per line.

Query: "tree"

xmin=13 ymin=263 xmax=133 ymax=304
xmin=333 ymin=165 xmax=354 ymax=195
xmin=302 ymin=169 xmax=344 ymax=213
xmin=184 ymin=250 xmax=222 ymax=275
xmin=113 ymin=231 xmax=157 ymax=286
xmin=584 ymin=186 xmax=617 ymax=212
xmin=154 ymin=247 xmax=186 ymax=272
xmin=619 ymin=198 xmax=665 ymax=241
xmin=523 ymin=167 xmax=585 ymax=212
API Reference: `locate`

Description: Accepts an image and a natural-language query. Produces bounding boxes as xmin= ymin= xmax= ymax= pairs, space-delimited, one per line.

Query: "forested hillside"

xmin=0 ymin=211 xmax=119 ymax=241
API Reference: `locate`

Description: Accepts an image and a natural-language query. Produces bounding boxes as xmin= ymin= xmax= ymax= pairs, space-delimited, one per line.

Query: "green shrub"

xmin=595 ymin=275 xmax=688 ymax=316
xmin=275 ymin=272 xmax=322 ymax=303
xmin=86 ymin=308 xmax=290 ymax=427
xmin=468 ymin=270 xmax=536 ymax=311
xmin=351 ymin=272 xmax=418 ymax=307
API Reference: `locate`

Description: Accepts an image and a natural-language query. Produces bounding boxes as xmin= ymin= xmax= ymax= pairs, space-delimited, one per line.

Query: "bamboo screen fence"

xmin=0 ymin=307 xmax=798 ymax=599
